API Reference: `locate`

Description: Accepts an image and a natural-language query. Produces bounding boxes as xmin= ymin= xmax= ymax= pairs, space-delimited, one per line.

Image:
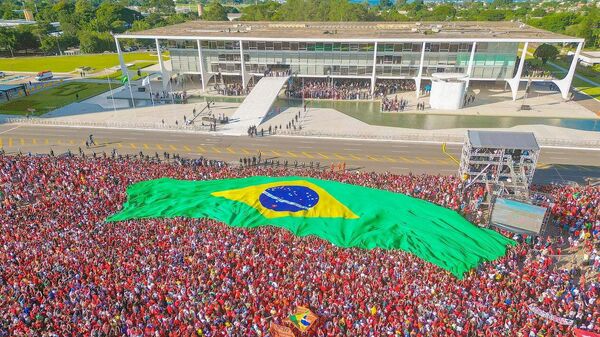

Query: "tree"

xmin=378 ymin=0 xmax=393 ymax=10
xmin=534 ymin=12 xmax=578 ymax=33
xmin=0 ymin=27 xmax=16 ymax=57
xmin=144 ymin=0 xmax=176 ymax=14
xmin=78 ymin=31 xmax=115 ymax=53
xmin=533 ymin=43 xmax=559 ymax=64
xmin=202 ymin=0 xmax=228 ymax=21
xmin=240 ymin=1 xmax=281 ymax=21
xmin=74 ymin=0 xmax=96 ymax=25
xmin=491 ymin=0 xmax=512 ymax=7
xmin=427 ymin=4 xmax=456 ymax=21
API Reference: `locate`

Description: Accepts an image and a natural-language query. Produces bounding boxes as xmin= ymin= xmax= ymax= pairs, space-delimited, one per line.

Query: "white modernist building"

xmin=114 ymin=21 xmax=584 ymax=101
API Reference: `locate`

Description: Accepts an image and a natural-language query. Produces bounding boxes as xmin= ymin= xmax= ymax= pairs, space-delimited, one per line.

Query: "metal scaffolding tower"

xmin=459 ymin=130 xmax=540 ymax=200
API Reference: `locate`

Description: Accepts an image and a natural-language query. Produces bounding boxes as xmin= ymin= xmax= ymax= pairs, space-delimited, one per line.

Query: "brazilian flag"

xmin=107 ymin=176 xmax=514 ymax=278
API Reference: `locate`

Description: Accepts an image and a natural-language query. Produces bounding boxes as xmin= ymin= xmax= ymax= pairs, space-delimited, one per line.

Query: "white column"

xmin=197 ymin=39 xmax=206 ymax=92
xmin=114 ymin=36 xmax=135 ymax=108
xmin=155 ymin=38 xmax=168 ymax=91
xmin=552 ymin=41 xmax=583 ymax=100
xmin=465 ymin=41 xmax=477 ymax=89
xmin=114 ymin=37 xmax=128 ymax=80
xmin=239 ymin=40 xmax=247 ymax=91
xmin=370 ymin=42 xmax=378 ymax=97
xmin=506 ymin=42 xmax=529 ymax=101
xmin=415 ymin=42 xmax=426 ymax=98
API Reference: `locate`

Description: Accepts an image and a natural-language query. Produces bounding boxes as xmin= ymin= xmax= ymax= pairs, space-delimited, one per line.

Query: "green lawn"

xmin=94 ymin=61 xmax=156 ymax=81
xmin=0 ymin=82 xmax=115 ymax=116
xmin=0 ymin=52 xmax=167 ymax=73
xmin=572 ymin=78 xmax=600 ymax=100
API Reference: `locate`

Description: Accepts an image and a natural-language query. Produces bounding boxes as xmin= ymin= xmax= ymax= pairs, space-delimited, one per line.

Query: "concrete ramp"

xmin=224 ymin=76 xmax=289 ymax=135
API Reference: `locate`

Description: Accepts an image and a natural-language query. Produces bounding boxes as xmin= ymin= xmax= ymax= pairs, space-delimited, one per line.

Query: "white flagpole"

xmin=147 ymin=76 xmax=155 ymax=107
xmin=106 ymin=68 xmax=117 ymax=113
xmin=127 ymin=74 xmax=136 ymax=108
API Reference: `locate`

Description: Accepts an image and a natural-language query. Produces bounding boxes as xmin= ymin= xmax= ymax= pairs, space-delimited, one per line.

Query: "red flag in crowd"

xmin=574 ymin=328 xmax=600 ymax=337
xmin=270 ymin=322 xmax=296 ymax=337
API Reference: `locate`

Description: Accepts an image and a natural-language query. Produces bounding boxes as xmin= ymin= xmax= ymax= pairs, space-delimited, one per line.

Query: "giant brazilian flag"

xmin=107 ymin=176 xmax=515 ymax=278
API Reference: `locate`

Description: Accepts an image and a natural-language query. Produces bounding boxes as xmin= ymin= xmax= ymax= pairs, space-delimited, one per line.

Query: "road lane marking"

xmin=0 ymin=125 xmax=20 ymax=135
xmin=415 ymin=157 xmax=430 ymax=163
xmin=226 ymin=147 xmax=236 ymax=154
xmin=20 ymin=138 xmax=25 ymax=146
xmin=212 ymin=147 xmax=221 ymax=153
xmin=301 ymin=152 xmax=314 ymax=158
xmin=32 ymin=138 xmax=37 ymax=145
xmin=169 ymin=145 xmax=177 ymax=151
xmin=196 ymin=146 xmax=206 ymax=152
xmin=383 ymin=156 xmax=397 ymax=162
xmin=271 ymin=150 xmax=281 ymax=156
xmin=366 ymin=155 xmax=380 ymax=162
xmin=349 ymin=154 xmax=361 ymax=160
xmin=317 ymin=152 xmax=329 ymax=159
xmin=130 ymin=143 xmax=137 ymax=149
xmin=143 ymin=144 xmax=149 ymax=150
xmin=344 ymin=148 xmax=360 ymax=151
xmin=287 ymin=151 xmax=298 ymax=158
xmin=156 ymin=144 xmax=164 ymax=150
xmin=183 ymin=145 xmax=192 ymax=152
xmin=44 ymin=139 xmax=49 ymax=145
xmin=334 ymin=153 xmax=346 ymax=160
xmin=0 ymin=137 xmax=2 ymax=147
xmin=240 ymin=148 xmax=250 ymax=154
xmin=398 ymin=156 xmax=413 ymax=163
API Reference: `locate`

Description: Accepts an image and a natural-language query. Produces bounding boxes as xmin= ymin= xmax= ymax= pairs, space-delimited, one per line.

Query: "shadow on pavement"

xmin=533 ymin=164 xmax=600 ymax=185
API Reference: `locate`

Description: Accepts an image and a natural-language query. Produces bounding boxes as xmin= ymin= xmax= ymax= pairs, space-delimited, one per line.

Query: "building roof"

xmin=0 ymin=84 xmax=24 ymax=92
xmin=118 ymin=21 xmax=581 ymax=42
xmin=467 ymin=130 xmax=540 ymax=150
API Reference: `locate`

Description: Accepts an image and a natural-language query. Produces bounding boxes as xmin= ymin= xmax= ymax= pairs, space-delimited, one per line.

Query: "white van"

xmin=35 ymin=70 xmax=53 ymax=81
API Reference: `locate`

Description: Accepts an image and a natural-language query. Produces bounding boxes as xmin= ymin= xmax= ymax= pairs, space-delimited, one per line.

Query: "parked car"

xmin=35 ymin=70 xmax=53 ymax=81
xmin=0 ymin=71 xmax=5 ymax=78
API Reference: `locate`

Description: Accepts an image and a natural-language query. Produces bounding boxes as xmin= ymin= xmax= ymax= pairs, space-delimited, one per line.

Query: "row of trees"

xmin=0 ymin=0 xmax=597 ymax=56
xmin=0 ymin=0 xmax=198 ymax=55
xmin=239 ymin=0 xmax=599 ymax=49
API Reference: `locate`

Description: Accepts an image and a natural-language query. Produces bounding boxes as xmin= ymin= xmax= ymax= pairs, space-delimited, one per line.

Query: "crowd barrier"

xmin=2 ymin=117 xmax=600 ymax=148
xmin=276 ymin=129 xmax=600 ymax=148
xmin=0 ymin=117 xmax=208 ymax=132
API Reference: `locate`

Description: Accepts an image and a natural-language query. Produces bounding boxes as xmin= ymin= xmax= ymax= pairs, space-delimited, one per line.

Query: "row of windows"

xmin=170 ymin=41 xmax=517 ymax=54
xmin=240 ymin=41 xmax=375 ymax=52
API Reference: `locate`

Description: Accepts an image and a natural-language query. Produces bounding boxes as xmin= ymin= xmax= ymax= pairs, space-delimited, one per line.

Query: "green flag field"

xmin=107 ymin=176 xmax=515 ymax=278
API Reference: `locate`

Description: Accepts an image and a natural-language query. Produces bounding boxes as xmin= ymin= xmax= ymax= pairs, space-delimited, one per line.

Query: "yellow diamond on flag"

xmin=211 ymin=180 xmax=358 ymax=219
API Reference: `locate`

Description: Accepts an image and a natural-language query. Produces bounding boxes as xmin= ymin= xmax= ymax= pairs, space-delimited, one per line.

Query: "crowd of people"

xmin=523 ymin=63 xmax=555 ymax=79
xmin=286 ymin=79 xmax=372 ymax=100
xmin=373 ymin=79 xmax=416 ymax=97
xmin=215 ymin=83 xmax=249 ymax=97
xmin=381 ymin=96 xmax=410 ymax=112
xmin=0 ymin=153 xmax=598 ymax=337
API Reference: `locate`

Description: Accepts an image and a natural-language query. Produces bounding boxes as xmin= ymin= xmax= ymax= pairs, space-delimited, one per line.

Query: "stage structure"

xmin=459 ymin=130 xmax=540 ymax=200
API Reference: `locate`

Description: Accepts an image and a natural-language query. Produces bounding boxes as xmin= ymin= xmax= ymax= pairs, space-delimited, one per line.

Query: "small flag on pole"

xmin=142 ymin=76 xmax=150 ymax=87
xmin=270 ymin=322 xmax=295 ymax=337
xmin=288 ymin=306 xmax=318 ymax=332
xmin=121 ymin=75 xmax=129 ymax=84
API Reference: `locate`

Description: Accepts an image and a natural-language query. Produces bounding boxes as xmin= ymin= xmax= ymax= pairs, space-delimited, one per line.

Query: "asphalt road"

xmin=1 ymin=124 xmax=599 ymax=184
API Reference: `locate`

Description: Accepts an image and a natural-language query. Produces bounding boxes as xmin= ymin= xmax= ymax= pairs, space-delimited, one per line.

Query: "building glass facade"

xmin=168 ymin=39 xmax=518 ymax=80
